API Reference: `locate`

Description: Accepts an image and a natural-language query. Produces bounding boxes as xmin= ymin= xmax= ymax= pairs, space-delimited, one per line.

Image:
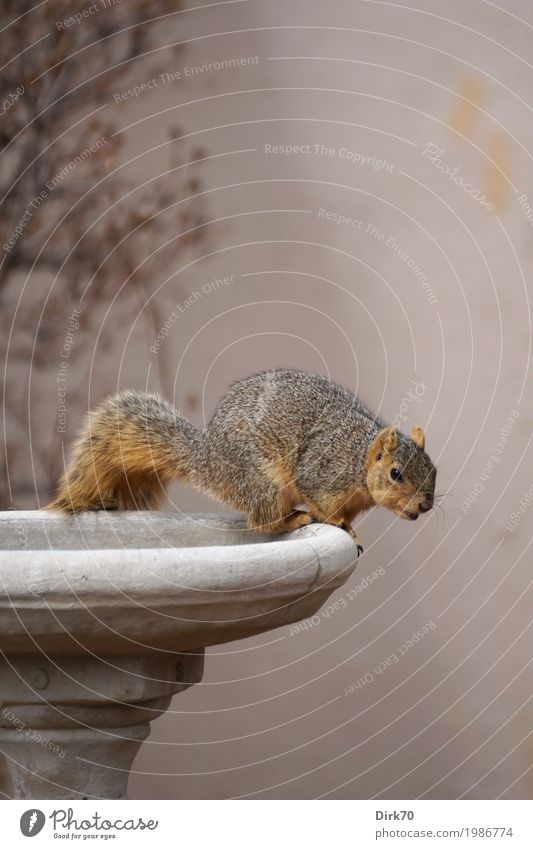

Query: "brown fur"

xmin=49 ymin=370 xmax=437 ymax=552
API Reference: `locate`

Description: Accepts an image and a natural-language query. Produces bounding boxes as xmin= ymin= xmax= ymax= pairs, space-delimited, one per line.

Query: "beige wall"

xmin=122 ymin=0 xmax=532 ymax=800
xmin=12 ymin=0 xmax=533 ymax=798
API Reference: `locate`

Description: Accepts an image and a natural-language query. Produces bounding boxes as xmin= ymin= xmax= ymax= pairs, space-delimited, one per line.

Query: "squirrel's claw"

xmin=338 ymin=521 xmax=364 ymax=554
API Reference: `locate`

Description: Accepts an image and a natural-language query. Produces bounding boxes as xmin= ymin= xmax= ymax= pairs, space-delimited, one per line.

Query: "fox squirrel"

xmin=48 ymin=368 xmax=436 ymax=554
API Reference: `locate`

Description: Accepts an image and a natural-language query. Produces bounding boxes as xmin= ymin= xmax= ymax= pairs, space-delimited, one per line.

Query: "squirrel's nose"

xmin=419 ymin=500 xmax=433 ymax=513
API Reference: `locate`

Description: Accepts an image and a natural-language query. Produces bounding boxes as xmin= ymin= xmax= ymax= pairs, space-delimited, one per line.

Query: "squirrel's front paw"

xmin=339 ymin=522 xmax=364 ymax=555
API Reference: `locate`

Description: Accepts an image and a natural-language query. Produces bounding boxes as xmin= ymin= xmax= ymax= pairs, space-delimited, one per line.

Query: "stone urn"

xmin=0 ymin=510 xmax=358 ymax=799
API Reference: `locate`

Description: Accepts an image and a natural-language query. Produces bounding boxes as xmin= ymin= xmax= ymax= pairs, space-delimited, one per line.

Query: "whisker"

xmin=432 ymin=502 xmax=447 ymax=529
xmin=434 ymin=488 xmax=462 ymax=507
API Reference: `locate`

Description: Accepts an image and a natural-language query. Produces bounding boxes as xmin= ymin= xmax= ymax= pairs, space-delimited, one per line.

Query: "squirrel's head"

xmin=365 ymin=425 xmax=436 ymax=520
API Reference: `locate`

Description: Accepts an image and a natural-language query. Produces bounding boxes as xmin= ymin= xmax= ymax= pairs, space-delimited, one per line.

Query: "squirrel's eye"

xmin=390 ymin=467 xmax=403 ymax=482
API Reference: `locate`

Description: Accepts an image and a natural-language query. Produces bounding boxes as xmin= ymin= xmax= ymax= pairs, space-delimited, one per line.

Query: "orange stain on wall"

xmin=485 ymin=131 xmax=510 ymax=211
xmin=449 ymin=74 xmax=486 ymax=139
xmin=449 ymin=75 xmax=510 ymax=211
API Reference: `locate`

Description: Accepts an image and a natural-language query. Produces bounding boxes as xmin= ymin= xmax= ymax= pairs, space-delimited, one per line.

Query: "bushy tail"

xmin=48 ymin=391 xmax=202 ymax=513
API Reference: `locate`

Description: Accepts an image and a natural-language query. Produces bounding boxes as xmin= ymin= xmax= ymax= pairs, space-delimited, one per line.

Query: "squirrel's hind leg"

xmin=265 ymin=509 xmax=316 ymax=532
xmin=247 ymin=507 xmax=315 ymax=533
xmin=245 ymin=480 xmax=314 ymax=533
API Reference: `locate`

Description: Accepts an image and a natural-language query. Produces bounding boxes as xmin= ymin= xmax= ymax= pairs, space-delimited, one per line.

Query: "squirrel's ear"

xmin=383 ymin=426 xmax=399 ymax=454
xmin=367 ymin=426 xmax=398 ymax=465
xmin=411 ymin=426 xmax=425 ymax=450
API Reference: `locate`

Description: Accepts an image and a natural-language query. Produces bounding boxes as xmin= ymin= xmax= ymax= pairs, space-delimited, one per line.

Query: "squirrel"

xmin=48 ymin=368 xmax=436 ymax=554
